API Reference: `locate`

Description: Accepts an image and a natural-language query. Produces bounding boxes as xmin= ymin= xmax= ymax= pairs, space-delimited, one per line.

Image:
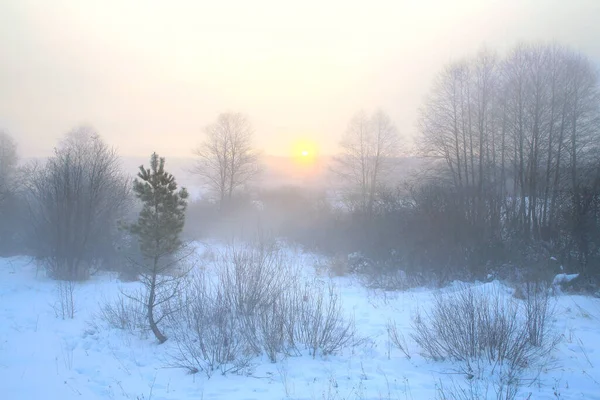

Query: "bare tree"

xmin=25 ymin=126 xmax=130 ymax=280
xmin=419 ymin=61 xmax=470 ymax=188
xmin=416 ymin=42 xmax=600 ymax=280
xmin=193 ymin=112 xmax=260 ymax=209
xmin=563 ymin=51 xmax=600 ymax=271
xmin=333 ymin=110 xmax=401 ymax=215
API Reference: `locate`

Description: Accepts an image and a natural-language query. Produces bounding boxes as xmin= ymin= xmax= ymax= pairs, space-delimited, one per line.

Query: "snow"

xmin=1 ymin=247 xmax=600 ymax=400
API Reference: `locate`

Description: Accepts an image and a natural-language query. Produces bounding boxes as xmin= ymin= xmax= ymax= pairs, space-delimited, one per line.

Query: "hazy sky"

xmin=1 ymin=0 xmax=599 ymax=158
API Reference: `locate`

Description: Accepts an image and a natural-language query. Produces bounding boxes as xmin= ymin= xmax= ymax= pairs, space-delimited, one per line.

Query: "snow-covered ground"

xmin=1 ymin=244 xmax=599 ymax=400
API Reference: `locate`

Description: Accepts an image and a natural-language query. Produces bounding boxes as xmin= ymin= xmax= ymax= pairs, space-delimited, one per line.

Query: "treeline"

xmin=239 ymin=43 xmax=600 ymax=288
xmin=417 ymin=44 xmax=600 ymax=282
xmin=295 ymin=43 xmax=599 ymax=287
xmin=0 ymin=127 xmax=194 ymax=289
xmin=1 ymin=42 xmax=598 ymax=289
xmin=0 ymin=112 xmax=263 ymax=281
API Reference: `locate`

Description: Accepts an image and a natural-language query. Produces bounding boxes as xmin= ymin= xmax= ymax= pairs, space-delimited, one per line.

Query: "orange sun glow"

xmin=292 ymin=139 xmax=318 ymax=165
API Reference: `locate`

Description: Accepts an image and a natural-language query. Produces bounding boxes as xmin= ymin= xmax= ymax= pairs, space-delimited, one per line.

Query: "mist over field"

xmin=2 ymin=1 xmax=600 ymax=399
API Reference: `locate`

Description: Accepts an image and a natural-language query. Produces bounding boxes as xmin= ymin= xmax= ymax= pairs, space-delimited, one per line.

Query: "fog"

xmin=2 ymin=0 xmax=599 ymax=160
xmin=3 ymin=4 xmax=600 ymax=398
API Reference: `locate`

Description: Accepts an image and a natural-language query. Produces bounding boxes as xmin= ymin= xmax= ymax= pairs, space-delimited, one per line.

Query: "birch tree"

xmin=193 ymin=113 xmax=260 ymax=209
xmin=333 ymin=110 xmax=401 ymax=215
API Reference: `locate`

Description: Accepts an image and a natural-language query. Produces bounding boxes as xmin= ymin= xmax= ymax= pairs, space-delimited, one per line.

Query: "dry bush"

xmin=165 ymin=243 xmax=295 ymax=375
xmin=216 ymin=241 xmax=299 ymax=359
xmin=255 ymin=292 xmax=294 ymax=362
xmin=166 ymin=273 xmax=253 ymax=376
xmin=295 ymin=280 xmax=358 ymax=358
xmin=217 ymin=241 xmax=294 ymax=319
xmin=386 ymin=319 xmax=411 ymax=359
xmin=96 ymin=290 xmax=148 ymax=335
xmin=412 ymin=284 xmax=558 ymax=376
xmin=52 ymin=280 xmax=76 ymax=319
xmin=166 ymin=241 xmax=359 ymax=376
xmin=523 ymin=282 xmax=555 ymax=348
xmin=416 ymin=284 xmax=559 ymax=400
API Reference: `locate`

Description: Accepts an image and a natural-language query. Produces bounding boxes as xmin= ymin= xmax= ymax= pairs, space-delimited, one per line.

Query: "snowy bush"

xmin=167 ymin=274 xmax=253 ymax=376
xmin=412 ymin=284 xmax=558 ymax=375
xmin=386 ymin=319 xmax=411 ymax=359
xmin=52 ymin=280 xmax=77 ymax=319
xmin=523 ymin=282 xmax=555 ymax=348
xmin=96 ymin=290 xmax=148 ymax=336
xmin=166 ymin=242 xmax=359 ymax=376
xmin=295 ymin=280 xmax=358 ymax=358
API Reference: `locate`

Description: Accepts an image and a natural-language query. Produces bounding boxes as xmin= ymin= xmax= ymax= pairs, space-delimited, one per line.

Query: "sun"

xmin=292 ymin=139 xmax=318 ymax=165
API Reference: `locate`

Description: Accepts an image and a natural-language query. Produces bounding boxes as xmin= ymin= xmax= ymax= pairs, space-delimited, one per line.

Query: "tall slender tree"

xmin=127 ymin=153 xmax=189 ymax=344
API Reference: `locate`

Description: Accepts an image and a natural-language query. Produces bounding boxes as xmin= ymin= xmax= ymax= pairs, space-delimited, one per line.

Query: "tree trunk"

xmin=147 ymin=261 xmax=167 ymax=344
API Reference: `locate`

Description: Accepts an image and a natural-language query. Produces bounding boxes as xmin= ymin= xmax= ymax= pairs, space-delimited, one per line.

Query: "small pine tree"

xmin=127 ymin=152 xmax=189 ymax=343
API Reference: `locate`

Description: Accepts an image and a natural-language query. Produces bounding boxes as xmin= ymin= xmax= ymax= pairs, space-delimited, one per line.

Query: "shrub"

xmin=295 ymin=280 xmax=358 ymax=358
xmin=52 ymin=280 xmax=77 ymax=320
xmin=386 ymin=319 xmax=411 ymax=359
xmin=166 ymin=241 xmax=359 ymax=376
xmin=167 ymin=274 xmax=253 ymax=375
xmin=96 ymin=290 xmax=149 ymax=336
xmin=412 ymin=284 xmax=558 ymax=374
xmin=523 ymin=282 xmax=554 ymax=348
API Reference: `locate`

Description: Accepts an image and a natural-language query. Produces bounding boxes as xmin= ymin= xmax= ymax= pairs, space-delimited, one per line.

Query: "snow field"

xmin=1 ymin=244 xmax=599 ymax=400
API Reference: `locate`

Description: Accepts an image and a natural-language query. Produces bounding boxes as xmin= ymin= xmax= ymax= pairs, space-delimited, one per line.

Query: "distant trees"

xmin=193 ymin=112 xmax=260 ymax=210
xmin=25 ymin=126 xmax=130 ymax=280
xmin=0 ymin=131 xmax=18 ymax=205
xmin=332 ymin=110 xmax=401 ymax=215
xmin=0 ymin=131 xmax=21 ymax=255
xmin=309 ymin=44 xmax=600 ymax=287
xmin=417 ymin=43 xmax=600 ymax=279
xmin=125 ymin=153 xmax=189 ymax=343
xmin=2 ymin=42 xmax=597 ymax=290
